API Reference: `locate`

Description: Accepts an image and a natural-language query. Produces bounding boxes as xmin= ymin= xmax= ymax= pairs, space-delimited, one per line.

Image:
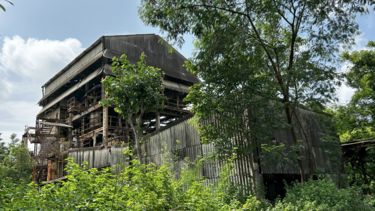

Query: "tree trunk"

xmin=128 ymin=118 xmax=141 ymax=159
xmin=292 ymin=109 xmax=314 ymax=178
xmin=284 ymin=102 xmax=305 ymax=183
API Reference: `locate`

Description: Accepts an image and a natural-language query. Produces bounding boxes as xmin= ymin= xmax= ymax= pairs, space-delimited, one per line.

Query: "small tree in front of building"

xmin=101 ymin=53 xmax=164 ymax=158
xmin=0 ymin=133 xmax=33 ymax=182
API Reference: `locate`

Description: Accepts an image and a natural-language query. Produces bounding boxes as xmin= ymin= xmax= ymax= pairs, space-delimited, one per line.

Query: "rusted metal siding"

xmin=67 ymin=119 xmax=257 ymax=192
xmin=259 ymin=109 xmax=341 ymax=174
xmin=69 ymin=147 xmax=127 ymax=169
xmin=68 ymin=120 xmax=201 ymax=168
xmin=68 ymin=111 xmax=340 ymax=192
xmin=47 ymin=160 xmax=56 ymax=181
xmin=38 ymin=68 xmax=103 ymax=115
xmin=102 ymin=35 xmax=199 ymax=84
xmin=41 ymin=34 xmax=198 ymax=106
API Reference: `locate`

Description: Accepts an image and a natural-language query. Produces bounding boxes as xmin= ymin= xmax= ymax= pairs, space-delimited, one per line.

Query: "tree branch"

xmin=178 ymin=2 xmax=288 ymax=98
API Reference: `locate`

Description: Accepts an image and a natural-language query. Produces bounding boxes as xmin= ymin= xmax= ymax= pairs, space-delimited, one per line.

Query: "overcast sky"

xmin=0 ymin=0 xmax=374 ymax=143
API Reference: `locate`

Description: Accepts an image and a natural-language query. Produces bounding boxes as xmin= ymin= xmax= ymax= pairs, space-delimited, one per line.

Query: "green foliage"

xmin=328 ymin=42 xmax=375 ymax=203
xmin=140 ymin=0 xmax=369 ymax=108
xmin=0 ymin=133 xmax=33 ymax=208
xmin=0 ymin=156 xmax=267 ymax=210
xmin=101 ymin=53 xmax=165 ymax=157
xmin=0 ymin=133 xmax=8 ymax=162
xmin=328 ymin=106 xmax=375 ymax=142
xmin=344 ymin=146 xmax=375 ymax=195
xmin=272 ymin=178 xmax=373 ymax=211
xmin=332 ymin=41 xmax=375 ymax=142
xmin=139 ymin=0 xmax=369 ymax=184
xmin=1 ymin=156 xmax=374 ymax=210
xmin=0 ymin=133 xmax=33 ymax=182
xmin=101 ymin=53 xmax=164 ymax=121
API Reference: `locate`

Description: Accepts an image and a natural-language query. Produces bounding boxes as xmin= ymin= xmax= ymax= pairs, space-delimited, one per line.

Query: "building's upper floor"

xmin=37 ymin=34 xmax=199 ymax=119
xmin=38 ymin=34 xmax=198 ymax=106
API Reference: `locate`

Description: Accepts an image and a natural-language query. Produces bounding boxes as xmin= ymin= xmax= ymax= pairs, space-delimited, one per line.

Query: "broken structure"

xmin=24 ymin=34 xmax=341 ymax=199
xmin=25 ymin=34 xmax=198 ymax=181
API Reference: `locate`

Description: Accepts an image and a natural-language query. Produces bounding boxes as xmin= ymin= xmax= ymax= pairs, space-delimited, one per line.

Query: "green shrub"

xmin=2 ymin=158 xmax=373 ymax=210
xmin=272 ymin=178 xmax=373 ymax=211
xmin=1 ymin=157 xmax=263 ymax=210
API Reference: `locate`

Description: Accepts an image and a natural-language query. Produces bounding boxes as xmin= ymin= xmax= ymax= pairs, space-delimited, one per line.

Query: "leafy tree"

xmin=334 ymin=41 xmax=375 ymax=142
xmin=140 ymin=0 xmax=370 ymax=182
xmin=0 ymin=133 xmax=8 ymax=162
xmin=0 ymin=134 xmax=32 ymax=208
xmin=328 ymin=105 xmax=375 ymax=142
xmin=0 ymin=133 xmax=33 ymax=182
xmin=327 ymin=42 xmax=375 ymax=199
xmin=343 ymin=145 xmax=375 ymax=197
xmin=101 ymin=53 xmax=164 ymax=158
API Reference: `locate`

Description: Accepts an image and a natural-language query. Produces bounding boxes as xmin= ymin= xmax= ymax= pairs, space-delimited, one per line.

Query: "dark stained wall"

xmin=103 ymin=34 xmax=199 ymax=85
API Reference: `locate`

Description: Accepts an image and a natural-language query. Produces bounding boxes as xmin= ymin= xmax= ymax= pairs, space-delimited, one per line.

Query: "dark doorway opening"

xmin=263 ymin=174 xmax=300 ymax=202
xmin=96 ymin=134 xmax=103 ymax=146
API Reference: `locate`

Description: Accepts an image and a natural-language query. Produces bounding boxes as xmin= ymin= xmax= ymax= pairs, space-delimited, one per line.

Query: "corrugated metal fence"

xmin=68 ymin=119 xmax=256 ymax=192
xmin=68 ymin=110 xmax=340 ymax=194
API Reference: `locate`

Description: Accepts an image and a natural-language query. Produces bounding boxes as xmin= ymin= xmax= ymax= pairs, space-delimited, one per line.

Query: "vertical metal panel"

xmin=68 ymin=113 xmax=339 ymax=196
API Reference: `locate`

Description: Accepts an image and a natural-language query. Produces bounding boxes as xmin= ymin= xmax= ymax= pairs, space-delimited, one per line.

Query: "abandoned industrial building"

xmin=22 ymin=34 xmax=341 ymax=199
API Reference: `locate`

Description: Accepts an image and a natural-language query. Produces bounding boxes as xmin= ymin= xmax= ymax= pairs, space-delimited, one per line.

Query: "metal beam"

xmin=38 ymin=68 xmax=102 ymax=116
xmin=41 ymin=121 xmax=73 ymax=128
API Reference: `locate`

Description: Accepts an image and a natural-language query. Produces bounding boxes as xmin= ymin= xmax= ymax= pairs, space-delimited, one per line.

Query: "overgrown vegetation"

xmin=0 ymin=153 xmax=258 ymax=210
xmin=0 ymin=135 xmax=372 ymax=210
xmin=0 ymin=133 xmax=32 ymax=181
xmin=0 ymin=133 xmax=33 ymax=209
xmin=329 ymin=41 xmax=375 ymax=142
xmin=344 ymin=146 xmax=375 ymax=196
xmin=325 ymin=41 xmax=375 ymax=199
xmin=1 ymin=1 xmax=375 ymax=209
xmin=273 ymin=178 xmax=373 ymax=211
xmin=138 ymin=1 xmax=375 ymax=208
xmin=140 ymin=0 xmax=373 ymax=183
xmin=0 ymin=155 xmax=373 ymax=210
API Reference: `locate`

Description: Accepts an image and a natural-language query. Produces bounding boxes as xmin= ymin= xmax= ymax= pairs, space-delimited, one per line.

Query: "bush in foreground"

xmin=1 ymin=158 xmax=374 ymax=210
xmin=1 ymin=158 xmax=263 ymax=210
xmin=272 ymin=178 xmax=373 ymax=211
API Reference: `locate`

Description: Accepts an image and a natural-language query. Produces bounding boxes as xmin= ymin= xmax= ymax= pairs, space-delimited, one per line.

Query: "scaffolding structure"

xmin=26 ymin=34 xmax=198 ymax=182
